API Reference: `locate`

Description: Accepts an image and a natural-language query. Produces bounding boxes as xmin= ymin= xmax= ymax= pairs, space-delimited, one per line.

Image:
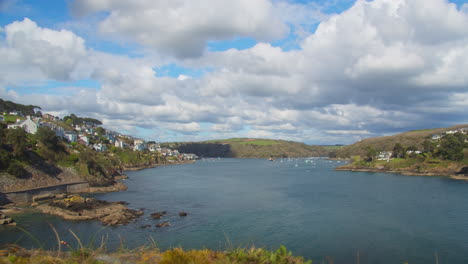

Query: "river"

xmin=1 ymin=158 xmax=468 ymax=263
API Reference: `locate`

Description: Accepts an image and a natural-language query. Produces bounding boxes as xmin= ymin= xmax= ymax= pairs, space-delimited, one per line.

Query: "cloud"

xmin=71 ymin=0 xmax=288 ymax=58
xmin=166 ymin=122 xmax=201 ymax=134
xmin=0 ymin=18 xmax=87 ymax=83
xmin=3 ymin=0 xmax=468 ymax=144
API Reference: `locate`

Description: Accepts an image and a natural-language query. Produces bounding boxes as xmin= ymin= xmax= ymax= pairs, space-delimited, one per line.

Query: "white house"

xmin=78 ymin=134 xmax=90 ymax=146
xmin=41 ymin=122 xmax=65 ymax=138
xmin=7 ymin=116 xmax=40 ymax=134
xmin=377 ymin=151 xmax=393 ymax=161
xmin=114 ymin=139 xmax=125 ymax=148
xmin=148 ymin=144 xmax=161 ymax=152
xmin=431 ymin=134 xmax=442 ymax=140
xmin=133 ymin=139 xmax=147 ymax=151
xmin=93 ymin=143 xmax=107 ymax=152
xmin=64 ymin=131 xmax=78 ymax=143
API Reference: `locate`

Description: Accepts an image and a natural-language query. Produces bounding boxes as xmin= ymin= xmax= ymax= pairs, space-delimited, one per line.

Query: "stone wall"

xmin=1 ymin=182 xmax=90 ymax=205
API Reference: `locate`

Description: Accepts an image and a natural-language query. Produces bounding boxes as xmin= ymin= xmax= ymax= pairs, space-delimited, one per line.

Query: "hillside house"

xmin=64 ymin=131 xmax=77 ymax=143
xmin=93 ymin=143 xmax=107 ymax=152
xmin=406 ymin=150 xmax=422 ymax=155
xmin=0 ymin=115 xmax=4 ymax=122
xmin=148 ymin=143 xmax=161 ymax=152
xmin=114 ymin=140 xmax=125 ymax=148
xmin=431 ymin=134 xmax=442 ymax=140
xmin=78 ymin=134 xmax=90 ymax=146
xmin=41 ymin=122 xmax=65 ymax=138
xmin=133 ymin=139 xmax=147 ymax=151
xmin=9 ymin=111 xmax=20 ymax=116
xmin=42 ymin=113 xmax=55 ymax=120
xmin=7 ymin=116 xmax=40 ymax=134
xmin=377 ymin=151 xmax=393 ymax=161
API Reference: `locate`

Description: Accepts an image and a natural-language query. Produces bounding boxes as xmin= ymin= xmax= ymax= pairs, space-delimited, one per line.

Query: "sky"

xmin=0 ymin=0 xmax=467 ymax=144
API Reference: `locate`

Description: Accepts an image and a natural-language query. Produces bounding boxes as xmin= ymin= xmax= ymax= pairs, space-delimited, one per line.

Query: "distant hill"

xmin=336 ymin=124 xmax=468 ymax=158
xmin=162 ymin=138 xmax=332 ymax=158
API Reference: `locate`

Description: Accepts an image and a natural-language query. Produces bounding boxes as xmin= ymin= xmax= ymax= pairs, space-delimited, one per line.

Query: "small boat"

xmin=269 ymin=157 xmax=274 ymax=161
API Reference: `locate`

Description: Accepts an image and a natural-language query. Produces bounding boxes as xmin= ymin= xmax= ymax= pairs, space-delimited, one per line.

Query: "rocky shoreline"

xmin=336 ymin=166 xmax=468 ymax=181
xmin=122 ymin=160 xmax=195 ymax=171
xmin=35 ymin=194 xmax=144 ymax=226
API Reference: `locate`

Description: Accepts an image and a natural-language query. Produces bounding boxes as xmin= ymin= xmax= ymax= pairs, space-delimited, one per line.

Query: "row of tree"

xmin=0 ymin=98 xmax=41 ymax=117
xmin=63 ymin=114 xmax=102 ymax=127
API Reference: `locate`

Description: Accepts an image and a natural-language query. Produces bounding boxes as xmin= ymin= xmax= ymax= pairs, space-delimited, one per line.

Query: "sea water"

xmin=1 ymin=158 xmax=468 ymax=264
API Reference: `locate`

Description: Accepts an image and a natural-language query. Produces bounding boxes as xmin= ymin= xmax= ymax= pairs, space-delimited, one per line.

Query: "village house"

xmin=148 ymin=143 xmax=161 ymax=152
xmin=431 ymin=134 xmax=442 ymax=140
xmin=64 ymin=131 xmax=78 ymax=143
xmin=93 ymin=143 xmax=107 ymax=152
xmin=133 ymin=139 xmax=147 ymax=151
xmin=41 ymin=122 xmax=65 ymax=138
xmin=377 ymin=151 xmax=393 ymax=161
xmin=9 ymin=111 xmax=21 ymax=116
xmin=7 ymin=116 xmax=41 ymax=134
xmin=114 ymin=139 xmax=125 ymax=148
xmin=78 ymin=133 xmax=90 ymax=146
xmin=42 ymin=113 xmax=55 ymax=120
xmin=0 ymin=115 xmax=4 ymax=122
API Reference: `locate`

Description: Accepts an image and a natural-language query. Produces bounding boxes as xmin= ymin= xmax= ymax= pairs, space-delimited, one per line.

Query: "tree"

xmin=364 ymin=146 xmax=377 ymax=162
xmin=423 ymin=140 xmax=434 ymax=154
xmin=392 ymin=143 xmax=405 ymax=158
xmin=36 ymin=127 xmax=61 ymax=151
xmin=6 ymin=127 xmax=28 ymax=157
xmin=95 ymin=127 xmax=106 ymax=136
xmin=436 ymin=134 xmax=464 ymax=161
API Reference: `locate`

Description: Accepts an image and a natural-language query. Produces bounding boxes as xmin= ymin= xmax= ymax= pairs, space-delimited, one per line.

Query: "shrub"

xmin=7 ymin=163 xmax=27 ymax=178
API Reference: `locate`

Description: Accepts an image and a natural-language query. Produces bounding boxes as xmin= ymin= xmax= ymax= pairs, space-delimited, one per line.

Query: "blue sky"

xmin=1 ymin=0 xmax=468 ymax=144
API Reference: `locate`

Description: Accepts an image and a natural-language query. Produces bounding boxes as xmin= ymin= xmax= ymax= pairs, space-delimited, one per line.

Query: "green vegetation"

xmin=165 ymin=138 xmax=332 ymax=158
xmin=237 ymin=139 xmax=280 ymax=146
xmin=63 ymin=113 xmax=103 ymax=127
xmin=0 ymin=98 xmax=40 ymax=117
xmin=112 ymin=148 xmax=163 ymax=167
xmin=0 ymin=243 xmax=311 ymax=264
xmin=2 ymin=115 xmax=25 ymax=123
xmin=339 ymin=130 xmax=468 ymax=176
xmin=336 ymin=124 xmax=468 ymax=158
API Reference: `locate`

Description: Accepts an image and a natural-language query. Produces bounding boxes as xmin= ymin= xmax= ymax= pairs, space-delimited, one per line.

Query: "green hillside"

xmin=336 ymin=124 xmax=468 ymax=158
xmin=163 ymin=138 xmax=330 ymax=158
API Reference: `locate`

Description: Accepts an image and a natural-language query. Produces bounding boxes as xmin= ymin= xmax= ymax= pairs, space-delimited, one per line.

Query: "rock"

xmin=32 ymin=193 xmax=55 ymax=202
xmin=37 ymin=195 xmax=143 ymax=226
xmin=30 ymin=202 xmax=39 ymax=207
xmin=178 ymin=211 xmax=188 ymax=217
xmin=0 ymin=212 xmax=5 ymax=219
xmin=0 ymin=218 xmax=14 ymax=225
xmin=55 ymin=193 xmax=67 ymax=199
xmin=456 ymin=166 xmax=468 ymax=175
xmin=150 ymin=211 xmax=167 ymax=219
xmin=156 ymin=221 xmax=170 ymax=228
xmin=140 ymin=225 xmax=151 ymax=229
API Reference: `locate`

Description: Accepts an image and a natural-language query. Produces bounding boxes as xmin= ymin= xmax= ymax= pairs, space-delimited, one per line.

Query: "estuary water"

xmin=1 ymin=158 xmax=468 ymax=263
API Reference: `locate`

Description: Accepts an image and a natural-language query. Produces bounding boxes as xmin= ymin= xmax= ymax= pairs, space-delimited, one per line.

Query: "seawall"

xmin=1 ymin=182 xmax=90 ymax=205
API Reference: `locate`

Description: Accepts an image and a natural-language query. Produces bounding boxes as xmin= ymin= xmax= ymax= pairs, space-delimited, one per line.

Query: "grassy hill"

xmin=163 ymin=138 xmax=331 ymax=158
xmin=336 ymin=124 xmax=468 ymax=158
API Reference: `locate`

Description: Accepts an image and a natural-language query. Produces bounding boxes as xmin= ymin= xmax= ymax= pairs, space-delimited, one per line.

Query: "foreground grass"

xmin=0 ymin=245 xmax=311 ymax=264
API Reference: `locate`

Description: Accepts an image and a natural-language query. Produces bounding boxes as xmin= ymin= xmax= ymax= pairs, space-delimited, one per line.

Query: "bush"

xmin=7 ymin=163 xmax=27 ymax=178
